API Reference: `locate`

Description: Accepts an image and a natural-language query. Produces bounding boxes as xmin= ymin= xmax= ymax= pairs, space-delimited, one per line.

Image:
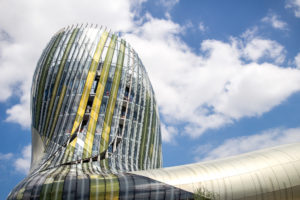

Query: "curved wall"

xmin=30 ymin=24 xmax=162 ymax=172
xmin=9 ymin=143 xmax=300 ymax=199
xmin=133 ymin=143 xmax=300 ymax=199
xmin=8 ymin=24 xmax=300 ymax=200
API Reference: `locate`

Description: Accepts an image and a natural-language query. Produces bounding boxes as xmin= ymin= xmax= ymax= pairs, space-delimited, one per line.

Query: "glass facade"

xmin=8 ymin=24 xmax=300 ymax=200
xmin=30 ymin=24 xmax=162 ymax=172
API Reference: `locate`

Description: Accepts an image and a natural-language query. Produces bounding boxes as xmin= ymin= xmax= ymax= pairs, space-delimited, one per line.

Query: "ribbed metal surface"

xmin=8 ymin=24 xmax=300 ymax=200
xmin=30 ymin=24 xmax=162 ymax=173
xmin=132 ymin=143 xmax=300 ymax=199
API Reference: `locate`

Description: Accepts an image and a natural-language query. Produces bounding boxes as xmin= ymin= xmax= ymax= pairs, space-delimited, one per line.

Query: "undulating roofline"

xmin=8 ymin=24 xmax=300 ymax=200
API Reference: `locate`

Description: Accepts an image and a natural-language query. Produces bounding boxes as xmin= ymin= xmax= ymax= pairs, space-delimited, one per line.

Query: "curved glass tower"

xmin=8 ymin=24 xmax=300 ymax=200
xmin=29 ymin=24 xmax=162 ymax=173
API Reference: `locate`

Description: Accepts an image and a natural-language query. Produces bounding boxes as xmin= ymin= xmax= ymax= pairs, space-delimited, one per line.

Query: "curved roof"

xmin=8 ymin=24 xmax=300 ymax=200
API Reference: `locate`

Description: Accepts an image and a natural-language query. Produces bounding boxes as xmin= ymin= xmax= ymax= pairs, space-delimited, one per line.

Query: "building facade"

xmin=8 ymin=24 xmax=300 ymax=200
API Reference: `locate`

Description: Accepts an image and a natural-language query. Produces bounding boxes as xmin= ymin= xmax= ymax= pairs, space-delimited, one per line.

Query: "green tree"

xmin=193 ymin=186 xmax=219 ymax=200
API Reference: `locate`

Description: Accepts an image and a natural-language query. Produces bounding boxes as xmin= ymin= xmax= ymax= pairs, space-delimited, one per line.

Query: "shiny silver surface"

xmin=8 ymin=24 xmax=300 ymax=199
xmin=132 ymin=143 xmax=300 ymax=199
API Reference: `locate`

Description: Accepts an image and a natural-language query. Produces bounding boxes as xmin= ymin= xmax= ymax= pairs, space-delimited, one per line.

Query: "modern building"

xmin=8 ymin=24 xmax=300 ymax=200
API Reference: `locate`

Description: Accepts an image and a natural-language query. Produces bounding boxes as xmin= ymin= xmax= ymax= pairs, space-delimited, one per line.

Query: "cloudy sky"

xmin=1 ymin=0 xmax=300 ymax=198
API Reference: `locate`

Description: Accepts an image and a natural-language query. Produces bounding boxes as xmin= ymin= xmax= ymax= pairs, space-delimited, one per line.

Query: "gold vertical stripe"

xmin=40 ymin=166 xmax=65 ymax=200
xmin=71 ymin=31 xmax=109 ymax=134
xmin=15 ymin=187 xmax=25 ymax=200
xmin=95 ymin=35 xmax=118 ymax=162
xmin=90 ymin=174 xmax=106 ymax=200
xmin=83 ymin=39 xmax=124 ymax=159
xmin=51 ymin=165 xmax=70 ymax=200
xmin=157 ymin=140 xmax=162 ymax=168
xmin=149 ymin=103 xmax=156 ymax=162
xmin=63 ymin=31 xmax=108 ymax=163
xmin=139 ymin=92 xmax=151 ymax=170
xmin=105 ymin=174 xmax=119 ymax=200
xmin=75 ymin=34 xmax=117 ymax=164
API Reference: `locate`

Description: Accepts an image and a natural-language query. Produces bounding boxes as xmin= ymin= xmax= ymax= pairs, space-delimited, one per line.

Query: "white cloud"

xmin=0 ymin=0 xmax=137 ymax=128
xmin=286 ymin=0 xmax=300 ymax=17
xmin=212 ymin=62 xmax=300 ymax=118
xmin=124 ymin=18 xmax=300 ymax=140
xmin=195 ymin=127 xmax=300 ymax=161
xmin=5 ymin=83 xmax=31 ymax=128
xmin=130 ymin=0 xmax=148 ymax=17
xmin=14 ymin=145 xmax=31 ymax=174
xmin=198 ymin=22 xmax=206 ymax=32
xmin=158 ymin=0 xmax=179 ymax=10
xmin=1 ymin=0 xmax=300 ymax=143
xmin=161 ymin=123 xmax=178 ymax=143
xmin=242 ymin=38 xmax=286 ymax=64
xmin=0 ymin=145 xmax=31 ymax=174
xmin=262 ymin=13 xmax=288 ymax=30
xmin=241 ymin=27 xmax=258 ymax=39
xmin=0 ymin=152 xmax=13 ymax=160
xmin=295 ymin=52 xmax=300 ymax=68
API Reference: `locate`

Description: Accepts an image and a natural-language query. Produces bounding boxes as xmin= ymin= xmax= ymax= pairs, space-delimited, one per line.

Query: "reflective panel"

xmin=8 ymin=24 xmax=300 ymax=200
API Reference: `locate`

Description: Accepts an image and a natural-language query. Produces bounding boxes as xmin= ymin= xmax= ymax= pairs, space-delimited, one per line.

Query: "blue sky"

xmin=1 ymin=0 xmax=300 ymax=198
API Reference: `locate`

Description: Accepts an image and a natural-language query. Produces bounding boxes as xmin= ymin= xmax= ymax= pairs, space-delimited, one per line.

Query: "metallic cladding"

xmin=29 ymin=24 xmax=162 ymax=172
xmin=8 ymin=24 xmax=300 ymax=200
